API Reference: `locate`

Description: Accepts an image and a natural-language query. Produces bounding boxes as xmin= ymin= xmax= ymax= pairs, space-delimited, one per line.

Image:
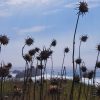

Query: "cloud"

xmin=17 ymin=25 xmax=47 ymax=35
xmin=0 ymin=0 xmax=64 ymax=17
xmin=4 ymin=0 xmax=61 ymax=7
xmin=64 ymin=0 xmax=100 ymax=9
xmin=43 ymin=8 xmax=63 ymax=15
xmin=64 ymin=2 xmax=76 ymax=8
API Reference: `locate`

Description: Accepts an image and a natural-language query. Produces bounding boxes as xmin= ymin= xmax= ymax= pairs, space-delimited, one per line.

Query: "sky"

xmin=0 ymin=0 xmax=100 ymax=71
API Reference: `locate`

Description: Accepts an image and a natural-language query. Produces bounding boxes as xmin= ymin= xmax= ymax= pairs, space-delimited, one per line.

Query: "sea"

xmin=11 ymin=69 xmax=100 ymax=86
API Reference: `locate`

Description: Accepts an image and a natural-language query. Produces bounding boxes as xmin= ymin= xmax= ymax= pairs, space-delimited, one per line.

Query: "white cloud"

xmin=4 ymin=0 xmax=61 ymax=7
xmin=0 ymin=0 xmax=64 ymax=17
xmin=64 ymin=2 xmax=76 ymax=8
xmin=64 ymin=0 xmax=100 ymax=9
xmin=84 ymin=0 xmax=100 ymax=8
xmin=43 ymin=8 xmax=63 ymax=15
xmin=17 ymin=26 xmax=47 ymax=35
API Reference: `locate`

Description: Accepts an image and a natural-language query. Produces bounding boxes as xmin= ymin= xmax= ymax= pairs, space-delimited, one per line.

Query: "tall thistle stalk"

xmin=49 ymin=39 xmax=57 ymax=79
xmin=93 ymin=45 xmax=100 ymax=100
xmin=77 ymin=35 xmax=88 ymax=100
xmin=0 ymin=35 xmax=9 ymax=100
xmin=36 ymin=40 xmax=56 ymax=100
xmin=93 ymin=44 xmax=100 ymax=85
xmin=70 ymin=2 xmax=88 ymax=100
xmin=91 ymin=44 xmax=100 ymax=100
xmin=60 ymin=47 xmax=69 ymax=87
xmin=61 ymin=47 xmax=69 ymax=78
xmin=22 ymin=37 xmax=33 ymax=100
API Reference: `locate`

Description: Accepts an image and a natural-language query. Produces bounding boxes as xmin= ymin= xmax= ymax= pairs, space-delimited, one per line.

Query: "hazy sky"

xmin=0 ymin=0 xmax=100 ymax=70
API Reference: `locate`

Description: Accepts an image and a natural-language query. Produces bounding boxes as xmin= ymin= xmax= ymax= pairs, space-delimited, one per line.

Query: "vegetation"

xmin=0 ymin=1 xmax=100 ymax=100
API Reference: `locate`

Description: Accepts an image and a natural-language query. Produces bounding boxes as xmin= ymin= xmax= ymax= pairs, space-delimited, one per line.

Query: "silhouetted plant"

xmin=81 ymin=64 xmax=87 ymax=73
xmin=49 ymin=39 xmax=57 ymax=79
xmin=0 ymin=35 xmax=11 ymax=100
xmin=0 ymin=62 xmax=12 ymax=100
xmin=50 ymin=39 xmax=57 ymax=47
xmin=77 ymin=35 xmax=88 ymax=100
xmin=24 ymin=54 xmax=32 ymax=62
xmin=25 ymin=37 xmax=34 ymax=46
xmin=96 ymin=61 xmax=100 ymax=68
xmin=93 ymin=44 xmax=100 ymax=86
xmin=61 ymin=47 xmax=69 ymax=78
xmin=21 ymin=36 xmax=34 ymax=100
xmin=71 ymin=2 xmax=88 ymax=100
xmin=33 ymin=39 xmax=56 ymax=100
xmin=75 ymin=58 xmax=82 ymax=65
xmin=0 ymin=35 xmax=9 ymax=52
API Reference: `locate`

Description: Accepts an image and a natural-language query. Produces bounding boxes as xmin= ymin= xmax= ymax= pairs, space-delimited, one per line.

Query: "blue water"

xmin=46 ymin=68 xmax=100 ymax=78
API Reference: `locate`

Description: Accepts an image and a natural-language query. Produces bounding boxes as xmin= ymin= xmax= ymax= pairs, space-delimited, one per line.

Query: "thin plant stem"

xmin=70 ymin=12 xmax=80 ymax=100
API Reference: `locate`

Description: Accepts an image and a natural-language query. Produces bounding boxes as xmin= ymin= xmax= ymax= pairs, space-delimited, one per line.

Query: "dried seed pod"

xmin=50 ymin=39 xmax=57 ymax=47
xmin=35 ymin=47 xmax=40 ymax=52
xmin=64 ymin=47 xmax=69 ymax=53
xmin=24 ymin=54 xmax=32 ymax=62
xmin=87 ymin=71 xmax=94 ymax=79
xmin=25 ymin=37 xmax=34 ymax=46
xmin=0 ymin=35 xmax=9 ymax=45
xmin=97 ymin=44 xmax=100 ymax=52
xmin=29 ymin=49 xmax=36 ymax=56
xmin=37 ymin=56 xmax=41 ymax=60
xmin=80 ymin=35 xmax=88 ymax=42
xmin=96 ymin=61 xmax=100 ymax=68
xmin=39 ymin=49 xmax=52 ymax=60
xmin=0 ymin=67 xmax=9 ymax=77
xmin=81 ymin=66 xmax=87 ymax=72
xmin=7 ymin=63 xmax=12 ymax=69
xmin=75 ymin=58 xmax=82 ymax=64
xmin=78 ymin=1 xmax=88 ymax=15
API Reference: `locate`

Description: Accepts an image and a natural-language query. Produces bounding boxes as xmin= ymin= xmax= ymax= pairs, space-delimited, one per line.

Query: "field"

xmin=0 ymin=79 xmax=100 ymax=100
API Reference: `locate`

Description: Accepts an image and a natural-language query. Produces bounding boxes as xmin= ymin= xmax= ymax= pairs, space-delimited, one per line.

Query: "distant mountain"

xmin=16 ymin=67 xmax=41 ymax=78
xmin=12 ymin=70 xmax=21 ymax=74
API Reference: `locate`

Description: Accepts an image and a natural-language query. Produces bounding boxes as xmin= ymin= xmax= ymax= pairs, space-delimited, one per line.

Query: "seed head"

xmin=35 ymin=47 xmax=40 ymax=52
xmin=0 ymin=35 xmax=9 ymax=45
xmin=5 ymin=63 xmax=12 ymax=69
xmin=96 ymin=61 xmax=100 ymax=68
xmin=75 ymin=58 xmax=82 ymax=64
xmin=50 ymin=39 xmax=57 ymax=47
xmin=78 ymin=1 xmax=88 ymax=15
xmin=81 ymin=66 xmax=87 ymax=72
xmin=80 ymin=35 xmax=88 ymax=42
xmin=29 ymin=49 xmax=36 ymax=56
xmin=64 ymin=47 xmax=69 ymax=53
xmin=97 ymin=44 xmax=100 ymax=52
xmin=25 ymin=37 xmax=34 ymax=46
xmin=24 ymin=54 xmax=32 ymax=62
xmin=0 ymin=67 xmax=9 ymax=77
xmin=87 ymin=70 xmax=94 ymax=79
xmin=7 ymin=63 xmax=12 ymax=68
